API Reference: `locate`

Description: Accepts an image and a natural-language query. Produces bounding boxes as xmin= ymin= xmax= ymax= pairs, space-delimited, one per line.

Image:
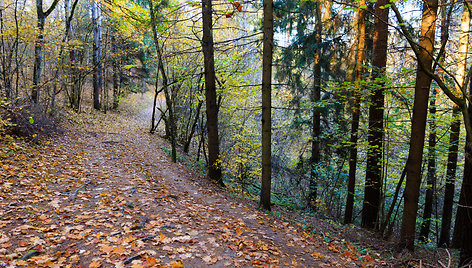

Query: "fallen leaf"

xmin=100 ymin=244 xmax=113 ymax=254
xmin=169 ymin=260 xmax=183 ymax=268
xmin=235 ymin=227 xmax=243 ymax=236
xmin=89 ymin=261 xmax=102 ymax=268
xmin=112 ymin=246 xmax=125 ymax=254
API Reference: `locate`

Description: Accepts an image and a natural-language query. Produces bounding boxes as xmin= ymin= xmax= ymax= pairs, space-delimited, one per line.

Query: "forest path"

xmin=0 ymin=94 xmax=377 ymax=267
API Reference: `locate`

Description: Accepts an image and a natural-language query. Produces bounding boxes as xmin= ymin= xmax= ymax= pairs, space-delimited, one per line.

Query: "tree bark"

xmin=452 ymin=4 xmax=472 ymax=264
xmin=439 ymin=0 xmax=469 ymax=248
xmin=92 ymin=0 xmax=102 ymax=110
xmin=454 ymin=134 xmax=472 ymax=266
xmin=399 ymin=0 xmax=438 ymax=250
xmin=344 ymin=0 xmax=366 ymax=224
xmin=32 ymin=0 xmax=59 ymax=104
xmin=419 ymin=86 xmax=437 ymax=242
xmin=260 ymin=0 xmax=273 ymax=210
xmin=65 ymin=0 xmax=80 ymax=111
xmin=149 ymin=0 xmax=176 ymax=163
xmin=308 ymin=0 xmax=322 ymax=210
xmin=439 ymin=106 xmax=460 ymax=246
xmin=112 ymin=34 xmax=119 ymax=110
xmin=361 ymin=0 xmax=389 ymax=229
xmin=202 ymin=0 xmax=223 ymax=186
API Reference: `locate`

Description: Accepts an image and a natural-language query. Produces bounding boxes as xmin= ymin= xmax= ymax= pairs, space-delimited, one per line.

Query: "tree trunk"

xmin=32 ymin=0 xmax=59 ymax=104
xmin=184 ymin=100 xmax=203 ymax=154
xmin=399 ymin=0 xmax=438 ymax=250
xmin=260 ymin=0 xmax=273 ymax=210
xmin=149 ymin=0 xmax=176 ymax=163
xmin=440 ymin=1 xmax=470 ymax=248
xmin=32 ymin=1 xmax=45 ymax=103
xmin=344 ymin=0 xmax=366 ymax=224
xmin=65 ymin=0 xmax=80 ymax=111
xmin=453 ymin=74 xmax=472 ymax=264
xmin=32 ymin=0 xmax=44 ymax=103
xmin=419 ymin=86 xmax=437 ymax=242
xmin=454 ymin=134 xmax=472 ymax=266
xmin=308 ymin=0 xmax=322 ymax=210
xmin=452 ymin=4 xmax=472 ymax=264
xmin=112 ymin=34 xmax=119 ymax=110
xmin=150 ymin=63 xmax=159 ymax=133
xmin=361 ymin=0 xmax=389 ymax=229
xmin=0 ymin=0 xmax=16 ymax=100
xmin=201 ymin=0 xmax=223 ymax=185
xmin=92 ymin=0 xmax=102 ymax=110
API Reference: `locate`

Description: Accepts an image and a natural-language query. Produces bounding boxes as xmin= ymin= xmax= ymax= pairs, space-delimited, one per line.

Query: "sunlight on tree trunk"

xmin=344 ymin=0 xmax=366 ymax=224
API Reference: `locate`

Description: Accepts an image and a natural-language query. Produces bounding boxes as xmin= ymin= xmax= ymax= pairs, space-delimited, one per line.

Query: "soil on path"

xmin=0 ymin=95 xmax=384 ymax=267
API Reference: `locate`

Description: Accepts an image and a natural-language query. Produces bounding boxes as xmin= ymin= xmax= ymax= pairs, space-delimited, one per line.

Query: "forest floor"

xmin=0 ymin=93 xmax=453 ymax=267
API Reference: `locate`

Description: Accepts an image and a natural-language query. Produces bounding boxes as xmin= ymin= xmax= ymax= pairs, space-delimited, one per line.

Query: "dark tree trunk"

xmin=0 ymin=0 xmax=17 ymax=100
xmin=32 ymin=0 xmax=58 ymax=104
xmin=452 ymin=5 xmax=472 ymax=261
xmin=260 ymin=0 xmax=273 ymax=210
xmin=112 ymin=34 xmax=119 ymax=110
xmin=439 ymin=107 xmax=460 ymax=246
xmin=399 ymin=0 xmax=438 ymax=250
xmin=92 ymin=0 xmax=102 ymax=110
xmin=308 ymin=0 xmax=322 ymax=209
xmin=32 ymin=0 xmax=45 ymax=104
xmin=454 ymin=134 xmax=472 ymax=266
xmin=202 ymin=0 xmax=223 ymax=185
xmin=440 ymin=0 xmax=470 ymax=248
xmin=361 ymin=0 xmax=389 ymax=229
xmin=184 ymin=100 xmax=203 ymax=154
xmin=344 ymin=0 xmax=366 ymax=224
xmin=149 ymin=0 xmax=176 ymax=163
xmin=150 ymin=64 xmax=159 ymax=133
xmin=65 ymin=0 xmax=80 ymax=111
xmin=419 ymin=87 xmax=437 ymax=242
xmin=380 ymin=162 xmax=407 ymax=235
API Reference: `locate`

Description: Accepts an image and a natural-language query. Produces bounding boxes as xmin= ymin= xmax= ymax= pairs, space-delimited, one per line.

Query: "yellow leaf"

xmin=124 ymin=235 xmax=135 ymax=243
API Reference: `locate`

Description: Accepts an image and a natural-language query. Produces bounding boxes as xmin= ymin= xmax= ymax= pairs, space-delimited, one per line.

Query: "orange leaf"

xmin=100 ymin=244 xmax=113 ymax=254
xmin=144 ymin=255 xmax=158 ymax=266
xmin=89 ymin=261 xmax=102 ymax=268
xmin=170 ymin=260 xmax=184 ymax=268
xmin=235 ymin=227 xmax=243 ymax=236
xmin=112 ymin=245 xmax=125 ymax=254
xmin=364 ymin=254 xmax=374 ymax=263
xmin=225 ymin=12 xmax=234 ymax=18
xmin=232 ymin=1 xmax=242 ymax=12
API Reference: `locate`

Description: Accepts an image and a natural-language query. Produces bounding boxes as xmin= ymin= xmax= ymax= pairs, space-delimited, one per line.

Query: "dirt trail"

xmin=0 ymin=95 xmax=376 ymax=267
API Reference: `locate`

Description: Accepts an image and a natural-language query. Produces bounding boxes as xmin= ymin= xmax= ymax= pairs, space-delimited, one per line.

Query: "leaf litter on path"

xmin=0 ymin=97 xmax=385 ymax=267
